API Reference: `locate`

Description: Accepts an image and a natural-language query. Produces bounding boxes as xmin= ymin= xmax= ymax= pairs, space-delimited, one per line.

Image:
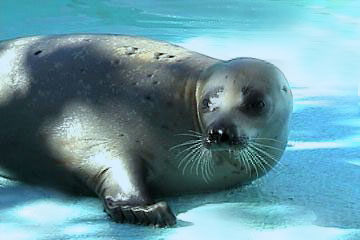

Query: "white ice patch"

xmin=167 ymin=203 xmax=359 ymax=240
xmin=288 ymin=141 xmax=346 ymax=150
xmin=347 ymin=159 xmax=360 ymax=167
xmin=15 ymin=200 xmax=77 ymax=224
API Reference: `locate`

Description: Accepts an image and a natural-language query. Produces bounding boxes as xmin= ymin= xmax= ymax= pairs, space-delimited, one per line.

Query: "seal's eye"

xmin=245 ymin=99 xmax=266 ymax=114
xmin=202 ymin=98 xmax=210 ymax=110
xmin=202 ymin=98 xmax=219 ymax=112
xmin=241 ymin=91 xmax=267 ymax=116
xmin=250 ymin=100 xmax=265 ymax=110
xmin=201 ymin=87 xmax=224 ymax=113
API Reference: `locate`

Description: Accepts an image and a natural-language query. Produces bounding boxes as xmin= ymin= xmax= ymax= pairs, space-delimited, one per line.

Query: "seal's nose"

xmin=206 ymin=123 xmax=247 ymax=147
xmin=208 ymin=127 xmax=229 ymax=144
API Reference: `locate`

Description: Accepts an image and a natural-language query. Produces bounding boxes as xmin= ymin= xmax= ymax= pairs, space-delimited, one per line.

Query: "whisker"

xmin=175 ymin=143 xmax=201 ymax=157
xmin=246 ymin=148 xmax=259 ymax=179
xmin=250 ymin=141 xmax=284 ymax=152
xmin=251 ymin=137 xmax=284 ymax=144
xmin=187 ymin=130 xmax=203 ymax=136
xmin=238 ymin=150 xmax=251 ymax=174
xmin=181 ymin=144 xmax=204 ymax=175
xmin=248 ymin=144 xmax=280 ymax=173
xmin=198 ymin=151 xmax=207 ymax=178
xmin=243 ymin=149 xmax=255 ymax=177
xmin=207 ymin=150 xmax=214 ymax=174
xmin=192 ymin=147 xmax=204 ymax=175
xmin=205 ymin=150 xmax=214 ymax=182
xmin=198 ymin=149 xmax=207 ymax=181
xmin=169 ymin=139 xmax=202 ymax=151
xmin=241 ymin=151 xmax=250 ymax=174
xmin=247 ymin=147 xmax=268 ymax=174
xmin=178 ymin=143 xmax=203 ymax=171
xmin=203 ymin=157 xmax=210 ymax=183
xmin=175 ymin=133 xmax=203 ymax=138
xmin=249 ymin=144 xmax=279 ymax=164
xmin=234 ymin=151 xmax=246 ymax=173
xmin=171 ymin=129 xmax=216 ymax=183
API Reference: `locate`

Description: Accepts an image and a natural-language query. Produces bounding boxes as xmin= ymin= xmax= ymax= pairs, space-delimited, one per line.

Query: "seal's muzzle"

xmin=204 ymin=122 xmax=248 ymax=151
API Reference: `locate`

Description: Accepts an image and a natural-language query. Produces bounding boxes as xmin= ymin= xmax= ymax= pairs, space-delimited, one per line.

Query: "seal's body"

xmin=0 ymin=34 xmax=292 ymax=226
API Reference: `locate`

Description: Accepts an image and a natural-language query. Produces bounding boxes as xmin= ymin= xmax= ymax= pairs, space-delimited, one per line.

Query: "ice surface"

xmin=0 ymin=0 xmax=360 ymax=239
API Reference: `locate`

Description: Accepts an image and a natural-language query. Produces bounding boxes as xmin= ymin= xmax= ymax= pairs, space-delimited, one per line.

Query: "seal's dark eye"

xmin=241 ymin=90 xmax=267 ymax=115
xmin=243 ymin=97 xmax=266 ymax=115
xmin=201 ymin=97 xmax=219 ymax=112
xmin=250 ymin=100 xmax=265 ymax=111
xmin=202 ymin=87 xmax=223 ymax=112
xmin=202 ymin=98 xmax=210 ymax=110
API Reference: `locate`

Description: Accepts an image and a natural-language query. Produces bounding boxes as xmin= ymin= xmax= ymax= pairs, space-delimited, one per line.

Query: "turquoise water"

xmin=1 ymin=1 xmax=360 ymax=240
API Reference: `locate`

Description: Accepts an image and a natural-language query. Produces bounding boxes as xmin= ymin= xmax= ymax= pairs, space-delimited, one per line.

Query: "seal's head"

xmin=193 ymin=57 xmax=293 ymax=179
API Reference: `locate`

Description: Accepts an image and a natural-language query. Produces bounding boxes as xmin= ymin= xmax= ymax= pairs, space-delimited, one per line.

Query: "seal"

xmin=0 ymin=34 xmax=293 ymax=227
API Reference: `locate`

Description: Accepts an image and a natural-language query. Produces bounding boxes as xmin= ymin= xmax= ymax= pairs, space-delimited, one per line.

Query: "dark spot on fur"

xmin=34 ymin=50 xmax=42 ymax=56
xmin=80 ymin=68 xmax=86 ymax=73
xmin=282 ymin=86 xmax=288 ymax=92
xmin=154 ymin=52 xmax=165 ymax=59
xmin=126 ymin=47 xmax=138 ymax=56
xmin=145 ymin=96 xmax=152 ymax=101
xmin=119 ymin=133 xmax=125 ymax=137
xmin=147 ymin=73 xmax=153 ymax=78
xmin=135 ymin=140 xmax=140 ymax=143
xmin=152 ymin=80 xmax=159 ymax=85
xmin=167 ymin=55 xmax=175 ymax=58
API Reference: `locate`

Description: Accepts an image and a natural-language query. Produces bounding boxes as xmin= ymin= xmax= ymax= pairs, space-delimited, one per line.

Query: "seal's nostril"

xmin=208 ymin=127 xmax=231 ymax=144
xmin=219 ymin=131 xmax=229 ymax=143
xmin=208 ymin=128 xmax=220 ymax=142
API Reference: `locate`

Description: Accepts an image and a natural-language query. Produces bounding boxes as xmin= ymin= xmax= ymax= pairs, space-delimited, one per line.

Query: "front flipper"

xmin=86 ymin=155 xmax=176 ymax=227
xmin=104 ymin=197 xmax=176 ymax=227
